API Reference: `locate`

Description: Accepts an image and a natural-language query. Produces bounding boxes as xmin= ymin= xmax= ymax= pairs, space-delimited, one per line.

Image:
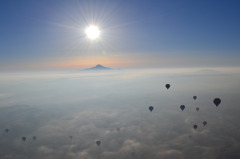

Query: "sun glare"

xmin=85 ymin=25 xmax=100 ymax=40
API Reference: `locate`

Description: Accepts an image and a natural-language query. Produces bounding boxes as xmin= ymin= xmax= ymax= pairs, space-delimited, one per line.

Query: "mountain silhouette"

xmin=84 ymin=64 xmax=111 ymax=71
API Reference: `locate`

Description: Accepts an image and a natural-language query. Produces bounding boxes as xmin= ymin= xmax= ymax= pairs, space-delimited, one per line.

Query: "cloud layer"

xmin=0 ymin=69 xmax=240 ymax=159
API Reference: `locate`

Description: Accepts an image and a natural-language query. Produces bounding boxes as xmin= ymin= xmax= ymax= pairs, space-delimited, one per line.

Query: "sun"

xmin=85 ymin=25 xmax=100 ymax=40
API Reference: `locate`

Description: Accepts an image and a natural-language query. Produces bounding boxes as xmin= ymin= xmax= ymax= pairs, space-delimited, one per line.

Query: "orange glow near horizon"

xmin=52 ymin=55 xmax=137 ymax=69
xmin=2 ymin=54 xmax=240 ymax=72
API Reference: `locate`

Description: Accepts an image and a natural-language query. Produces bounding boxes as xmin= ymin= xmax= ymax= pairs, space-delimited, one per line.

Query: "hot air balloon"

xmin=203 ymin=121 xmax=207 ymax=126
xmin=22 ymin=137 xmax=26 ymax=141
xmin=196 ymin=107 xmax=200 ymax=111
xmin=193 ymin=125 xmax=198 ymax=130
xmin=5 ymin=129 xmax=9 ymax=133
xmin=96 ymin=140 xmax=101 ymax=146
xmin=32 ymin=136 xmax=37 ymax=140
xmin=180 ymin=105 xmax=185 ymax=111
xmin=149 ymin=106 xmax=154 ymax=112
xmin=213 ymin=98 xmax=221 ymax=107
xmin=69 ymin=136 xmax=73 ymax=139
xmin=193 ymin=96 xmax=197 ymax=100
xmin=165 ymin=84 xmax=170 ymax=90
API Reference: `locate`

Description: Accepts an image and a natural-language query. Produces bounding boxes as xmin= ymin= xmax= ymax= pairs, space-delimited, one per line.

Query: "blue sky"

xmin=1 ymin=0 xmax=240 ymax=70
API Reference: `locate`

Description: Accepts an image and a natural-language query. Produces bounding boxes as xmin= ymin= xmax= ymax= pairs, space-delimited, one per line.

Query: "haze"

xmin=1 ymin=68 xmax=240 ymax=159
xmin=1 ymin=0 xmax=240 ymax=158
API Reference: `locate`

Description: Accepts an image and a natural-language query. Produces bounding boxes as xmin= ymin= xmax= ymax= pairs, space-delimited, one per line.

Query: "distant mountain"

xmin=84 ymin=64 xmax=111 ymax=71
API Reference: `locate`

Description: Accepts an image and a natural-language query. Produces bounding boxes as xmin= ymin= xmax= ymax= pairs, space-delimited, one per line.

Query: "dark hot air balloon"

xmin=22 ymin=137 xmax=26 ymax=141
xmin=149 ymin=106 xmax=154 ymax=112
xmin=32 ymin=136 xmax=37 ymax=140
xmin=196 ymin=107 xmax=200 ymax=111
xmin=96 ymin=140 xmax=101 ymax=146
xmin=180 ymin=105 xmax=185 ymax=111
xmin=193 ymin=125 xmax=198 ymax=130
xmin=213 ymin=98 xmax=221 ymax=107
xmin=193 ymin=96 xmax=197 ymax=100
xmin=203 ymin=121 xmax=207 ymax=126
xmin=165 ymin=84 xmax=170 ymax=90
xmin=5 ymin=129 xmax=9 ymax=133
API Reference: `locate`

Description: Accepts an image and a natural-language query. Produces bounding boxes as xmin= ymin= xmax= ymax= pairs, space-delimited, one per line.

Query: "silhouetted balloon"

xmin=203 ymin=121 xmax=207 ymax=126
xmin=69 ymin=136 xmax=73 ymax=139
xmin=117 ymin=128 xmax=120 ymax=131
xmin=96 ymin=140 xmax=101 ymax=146
xmin=193 ymin=125 xmax=198 ymax=130
xmin=32 ymin=136 xmax=37 ymax=140
xmin=5 ymin=129 xmax=9 ymax=133
xmin=149 ymin=106 xmax=154 ymax=112
xmin=196 ymin=107 xmax=200 ymax=111
xmin=213 ymin=98 xmax=221 ymax=107
xmin=180 ymin=105 xmax=185 ymax=111
xmin=165 ymin=84 xmax=170 ymax=90
xmin=22 ymin=137 xmax=26 ymax=141
xmin=193 ymin=96 xmax=197 ymax=100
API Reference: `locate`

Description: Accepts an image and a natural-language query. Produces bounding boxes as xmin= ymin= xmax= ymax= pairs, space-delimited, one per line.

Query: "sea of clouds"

xmin=0 ymin=68 xmax=240 ymax=159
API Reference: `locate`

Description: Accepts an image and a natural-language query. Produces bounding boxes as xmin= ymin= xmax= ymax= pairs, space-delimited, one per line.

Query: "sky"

xmin=0 ymin=69 xmax=240 ymax=159
xmin=1 ymin=0 xmax=240 ymax=71
xmin=1 ymin=1 xmax=240 ymax=158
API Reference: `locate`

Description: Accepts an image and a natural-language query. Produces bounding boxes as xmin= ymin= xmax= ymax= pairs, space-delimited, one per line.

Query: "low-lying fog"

xmin=0 ymin=68 xmax=240 ymax=159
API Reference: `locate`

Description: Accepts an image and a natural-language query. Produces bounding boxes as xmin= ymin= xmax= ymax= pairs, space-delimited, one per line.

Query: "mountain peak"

xmin=95 ymin=64 xmax=105 ymax=68
xmin=84 ymin=64 xmax=111 ymax=71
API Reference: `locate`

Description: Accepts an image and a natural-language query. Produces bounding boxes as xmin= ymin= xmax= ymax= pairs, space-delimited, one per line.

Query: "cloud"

xmin=0 ymin=93 xmax=13 ymax=99
xmin=0 ymin=69 xmax=240 ymax=159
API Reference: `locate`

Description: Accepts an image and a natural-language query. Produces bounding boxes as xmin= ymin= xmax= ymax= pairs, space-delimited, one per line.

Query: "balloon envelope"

xmin=196 ymin=107 xmax=200 ymax=111
xmin=180 ymin=105 xmax=185 ymax=111
xmin=193 ymin=96 xmax=197 ymax=100
xmin=96 ymin=140 xmax=101 ymax=146
xmin=213 ymin=98 xmax=221 ymax=107
xmin=149 ymin=106 xmax=154 ymax=112
xmin=5 ymin=129 xmax=9 ymax=133
xmin=22 ymin=137 xmax=26 ymax=141
xmin=193 ymin=125 xmax=198 ymax=130
xmin=203 ymin=121 xmax=207 ymax=126
xmin=165 ymin=84 xmax=170 ymax=89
